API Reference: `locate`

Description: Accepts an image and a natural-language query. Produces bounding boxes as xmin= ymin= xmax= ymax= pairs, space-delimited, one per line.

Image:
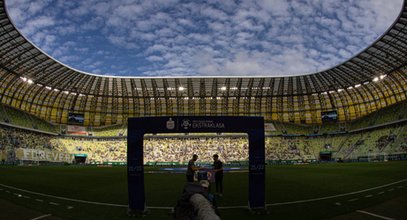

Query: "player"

xmin=186 ymin=154 xmax=201 ymax=182
xmin=212 ymin=154 xmax=223 ymax=196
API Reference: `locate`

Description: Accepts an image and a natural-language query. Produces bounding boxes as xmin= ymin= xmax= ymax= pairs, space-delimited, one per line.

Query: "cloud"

xmin=5 ymin=0 xmax=404 ymax=77
xmin=20 ymin=16 xmax=56 ymax=35
xmin=146 ymin=56 xmax=164 ymax=62
xmin=258 ymin=0 xmax=290 ymax=16
xmin=107 ymin=35 xmax=138 ymax=49
xmin=58 ymin=55 xmax=80 ymax=63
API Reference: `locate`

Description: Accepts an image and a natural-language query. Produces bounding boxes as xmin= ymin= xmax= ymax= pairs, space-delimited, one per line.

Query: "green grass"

xmin=0 ymin=162 xmax=407 ymax=219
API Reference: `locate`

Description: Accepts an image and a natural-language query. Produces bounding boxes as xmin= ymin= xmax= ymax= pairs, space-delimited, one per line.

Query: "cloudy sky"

xmin=6 ymin=0 xmax=403 ymax=77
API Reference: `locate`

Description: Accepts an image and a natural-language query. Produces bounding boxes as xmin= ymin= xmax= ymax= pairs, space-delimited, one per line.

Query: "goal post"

xmin=127 ymin=116 xmax=266 ymax=214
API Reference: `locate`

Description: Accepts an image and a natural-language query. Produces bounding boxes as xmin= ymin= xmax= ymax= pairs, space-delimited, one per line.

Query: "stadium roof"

xmin=0 ymin=0 xmax=406 ymax=126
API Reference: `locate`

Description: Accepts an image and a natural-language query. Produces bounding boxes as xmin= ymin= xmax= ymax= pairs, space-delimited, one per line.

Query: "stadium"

xmin=0 ymin=0 xmax=407 ymax=219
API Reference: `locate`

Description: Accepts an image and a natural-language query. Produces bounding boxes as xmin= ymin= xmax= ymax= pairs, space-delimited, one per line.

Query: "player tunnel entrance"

xmin=127 ymin=116 xmax=265 ymax=213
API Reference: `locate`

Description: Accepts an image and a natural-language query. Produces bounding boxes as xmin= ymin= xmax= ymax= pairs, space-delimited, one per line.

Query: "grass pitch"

xmin=0 ymin=162 xmax=406 ymax=219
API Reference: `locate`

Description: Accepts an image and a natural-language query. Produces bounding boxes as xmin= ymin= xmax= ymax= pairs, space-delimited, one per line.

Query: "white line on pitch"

xmin=335 ymin=202 xmax=341 ymax=206
xmin=49 ymin=202 xmax=59 ymax=206
xmin=148 ymin=206 xmax=175 ymax=210
xmin=5 ymin=190 xmax=10 ymax=193
xmin=267 ymin=178 xmax=407 ymax=207
xmin=0 ymin=183 xmax=127 ymax=208
xmin=217 ymin=205 xmax=248 ymax=210
xmin=348 ymin=198 xmax=359 ymax=202
xmin=1 ymin=178 xmax=407 ymax=210
xmin=377 ymin=192 xmax=384 ymax=195
xmin=30 ymin=214 xmax=52 ymax=220
xmin=388 ymin=188 xmax=394 ymax=192
xmin=365 ymin=194 xmax=373 ymax=198
xmin=35 ymin=199 xmax=43 ymax=202
xmin=356 ymin=210 xmax=395 ymax=220
xmin=67 ymin=206 xmax=74 ymax=209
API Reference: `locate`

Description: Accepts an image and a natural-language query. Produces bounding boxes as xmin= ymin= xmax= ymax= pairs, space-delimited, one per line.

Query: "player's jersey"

xmin=186 ymin=159 xmax=195 ymax=175
xmin=213 ymin=160 xmax=223 ymax=175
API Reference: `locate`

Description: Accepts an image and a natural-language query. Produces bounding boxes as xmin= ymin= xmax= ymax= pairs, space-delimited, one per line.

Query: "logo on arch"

xmin=181 ymin=119 xmax=191 ymax=130
xmin=166 ymin=118 xmax=175 ymax=130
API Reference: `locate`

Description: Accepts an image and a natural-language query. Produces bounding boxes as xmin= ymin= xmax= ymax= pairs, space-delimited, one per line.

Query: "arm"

xmin=189 ymin=160 xmax=201 ymax=171
xmin=213 ymin=168 xmax=223 ymax=172
xmin=191 ymin=165 xmax=201 ymax=171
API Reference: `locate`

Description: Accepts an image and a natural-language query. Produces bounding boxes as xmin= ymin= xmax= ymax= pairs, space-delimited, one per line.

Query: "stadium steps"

xmin=385 ymin=125 xmax=407 ymax=154
xmin=343 ymin=133 xmax=367 ymax=160
xmin=334 ymin=135 xmax=352 ymax=159
xmin=119 ymin=123 xmax=127 ymax=136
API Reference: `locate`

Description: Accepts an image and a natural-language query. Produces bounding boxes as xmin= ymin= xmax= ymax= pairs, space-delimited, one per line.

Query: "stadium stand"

xmin=348 ymin=101 xmax=407 ymax=130
xmin=90 ymin=124 xmax=128 ymax=137
xmin=0 ymin=104 xmax=58 ymax=133
xmin=0 ymin=98 xmax=406 ymax=164
xmin=0 ymin=108 xmax=405 ymax=164
xmin=0 ymin=0 xmax=406 ymax=164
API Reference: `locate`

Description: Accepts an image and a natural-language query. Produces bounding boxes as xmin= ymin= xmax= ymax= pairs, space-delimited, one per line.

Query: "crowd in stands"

xmin=0 ymin=125 xmax=65 ymax=163
xmin=59 ymin=138 xmax=126 ymax=163
xmin=144 ymin=137 xmax=248 ymax=163
xmin=334 ymin=125 xmax=407 ymax=159
xmin=401 ymin=134 xmax=407 ymax=152
xmin=0 ymin=125 xmax=62 ymax=151
xmin=0 ymin=100 xmax=406 ymax=164
xmin=1 ymin=122 xmax=406 ymax=164
xmin=376 ymin=134 xmax=396 ymax=151
xmin=265 ymin=138 xmax=302 ymax=161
